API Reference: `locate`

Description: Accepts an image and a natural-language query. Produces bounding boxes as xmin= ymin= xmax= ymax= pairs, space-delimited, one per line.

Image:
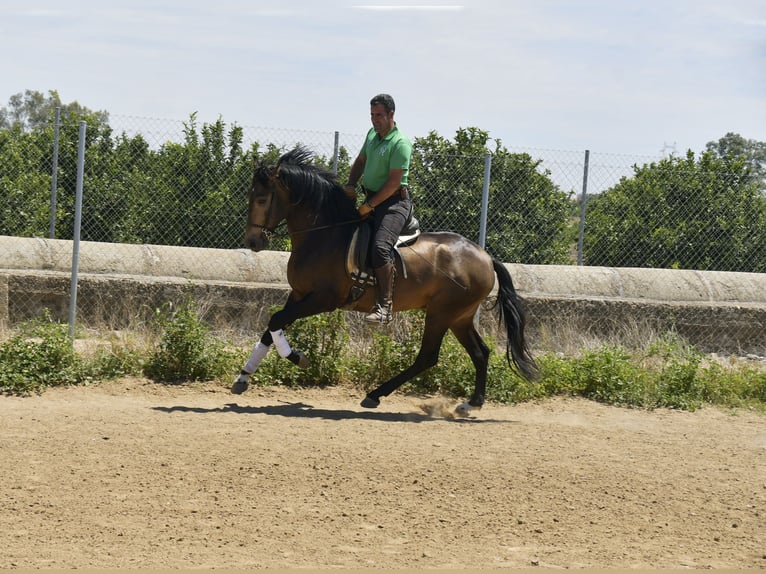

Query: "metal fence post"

xmin=474 ymin=151 xmax=493 ymax=326
xmin=49 ymin=107 xmax=61 ymax=239
xmin=478 ymin=151 xmax=492 ymax=250
xmin=577 ymin=149 xmax=590 ymax=266
xmin=332 ymin=131 xmax=340 ymax=176
xmin=68 ymin=121 xmax=86 ymax=337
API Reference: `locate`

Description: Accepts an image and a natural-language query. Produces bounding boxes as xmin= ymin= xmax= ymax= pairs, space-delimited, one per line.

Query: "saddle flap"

xmin=346 ymin=212 xmax=420 ymax=277
xmin=346 ymin=221 xmax=373 ymax=276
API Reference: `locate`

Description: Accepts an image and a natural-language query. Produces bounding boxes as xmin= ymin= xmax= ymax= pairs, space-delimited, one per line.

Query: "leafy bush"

xmin=0 ymin=299 xmax=764 ymax=413
xmin=144 ymin=299 xmax=239 ymax=383
xmin=345 ymin=311 xmax=477 ymax=397
xmin=584 ymin=151 xmax=766 ymax=272
xmin=0 ymin=316 xmax=84 ymax=394
xmin=87 ymin=343 xmax=146 ymax=379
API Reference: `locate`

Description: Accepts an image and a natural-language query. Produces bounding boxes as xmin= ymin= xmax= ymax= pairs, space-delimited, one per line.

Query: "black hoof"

xmin=469 ymin=395 xmax=485 ymax=409
xmin=360 ymin=394 xmax=380 ymax=409
xmin=231 ymin=379 xmax=249 ymax=395
xmin=287 ymin=350 xmax=309 ymax=369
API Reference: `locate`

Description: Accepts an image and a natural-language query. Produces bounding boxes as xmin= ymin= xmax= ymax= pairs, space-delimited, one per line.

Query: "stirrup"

xmin=364 ymin=303 xmax=392 ymax=325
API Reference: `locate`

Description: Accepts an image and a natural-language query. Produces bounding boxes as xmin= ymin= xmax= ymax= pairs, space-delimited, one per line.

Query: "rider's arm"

xmin=346 ymin=154 xmax=366 ymax=187
xmin=367 ymin=169 xmax=404 ymax=208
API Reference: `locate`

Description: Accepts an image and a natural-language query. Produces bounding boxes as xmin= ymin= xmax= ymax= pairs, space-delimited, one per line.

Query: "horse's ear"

xmin=252 ymin=161 xmax=272 ymax=185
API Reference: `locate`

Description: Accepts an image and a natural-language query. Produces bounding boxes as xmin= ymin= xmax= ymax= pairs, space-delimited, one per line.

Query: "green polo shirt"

xmin=360 ymin=125 xmax=412 ymax=193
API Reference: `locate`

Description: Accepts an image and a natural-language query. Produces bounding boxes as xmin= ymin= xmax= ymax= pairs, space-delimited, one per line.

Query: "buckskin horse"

xmin=231 ymin=146 xmax=537 ymax=414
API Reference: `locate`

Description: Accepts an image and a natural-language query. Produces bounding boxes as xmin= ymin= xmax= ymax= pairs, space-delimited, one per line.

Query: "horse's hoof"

xmin=455 ymin=402 xmax=476 ymax=417
xmin=469 ymin=395 xmax=485 ymax=409
xmin=231 ymin=374 xmax=250 ymax=395
xmin=288 ymin=350 xmax=309 ymax=369
xmin=360 ymin=394 xmax=380 ymax=409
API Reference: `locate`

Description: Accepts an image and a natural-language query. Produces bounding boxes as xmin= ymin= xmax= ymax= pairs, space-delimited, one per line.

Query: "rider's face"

xmin=370 ymin=104 xmax=394 ymax=136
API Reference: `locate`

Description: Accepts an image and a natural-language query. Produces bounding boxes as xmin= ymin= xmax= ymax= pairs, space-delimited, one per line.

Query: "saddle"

xmin=343 ymin=210 xmax=421 ymax=307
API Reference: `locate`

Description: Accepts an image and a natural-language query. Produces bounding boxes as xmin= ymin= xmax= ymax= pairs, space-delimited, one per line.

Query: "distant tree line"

xmin=1 ymin=90 xmax=765 ymax=272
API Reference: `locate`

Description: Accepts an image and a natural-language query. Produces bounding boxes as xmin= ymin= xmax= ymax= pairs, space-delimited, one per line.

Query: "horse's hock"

xmin=1 ymin=235 xmax=765 ymax=354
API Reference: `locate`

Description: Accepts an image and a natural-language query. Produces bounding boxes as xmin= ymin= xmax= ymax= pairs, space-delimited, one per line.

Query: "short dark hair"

xmin=370 ymin=93 xmax=395 ymax=113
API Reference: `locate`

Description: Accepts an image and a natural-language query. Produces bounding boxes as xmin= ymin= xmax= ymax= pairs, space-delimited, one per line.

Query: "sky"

xmin=2 ymin=0 xmax=765 ymax=157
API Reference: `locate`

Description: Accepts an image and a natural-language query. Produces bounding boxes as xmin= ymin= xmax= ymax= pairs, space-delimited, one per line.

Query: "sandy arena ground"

xmin=0 ymin=378 xmax=764 ymax=570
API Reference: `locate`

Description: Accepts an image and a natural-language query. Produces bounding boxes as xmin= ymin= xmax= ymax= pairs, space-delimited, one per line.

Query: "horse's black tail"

xmin=491 ymin=259 xmax=538 ymax=381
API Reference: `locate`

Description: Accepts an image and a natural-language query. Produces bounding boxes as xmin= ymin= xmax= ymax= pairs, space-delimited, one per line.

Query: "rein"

xmin=247 ymin=215 xmax=362 ymax=239
xmin=287 ymin=217 xmax=364 ymax=236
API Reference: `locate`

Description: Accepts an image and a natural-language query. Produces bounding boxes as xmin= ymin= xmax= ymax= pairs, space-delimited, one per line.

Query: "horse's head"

xmin=244 ymin=145 xmax=358 ymax=251
xmin=244 ymin=161 xmax=289 ymax=252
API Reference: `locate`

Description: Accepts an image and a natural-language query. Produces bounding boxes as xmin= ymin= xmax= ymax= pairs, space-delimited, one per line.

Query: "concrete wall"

xmin=2 ymin=236 xmax=765 ymax=353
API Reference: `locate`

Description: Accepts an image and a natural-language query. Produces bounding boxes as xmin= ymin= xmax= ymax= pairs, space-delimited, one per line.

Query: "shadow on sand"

xmin=152 ymin=400 xmax=516 ymax=424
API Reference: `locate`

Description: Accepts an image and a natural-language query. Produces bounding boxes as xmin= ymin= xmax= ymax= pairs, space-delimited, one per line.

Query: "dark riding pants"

xmin=370 ymin=193 xmax=412 ymax=269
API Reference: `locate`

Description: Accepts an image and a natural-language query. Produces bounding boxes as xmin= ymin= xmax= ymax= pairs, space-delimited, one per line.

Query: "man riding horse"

xmin=344 ymin=93 xmax=413 ymax=325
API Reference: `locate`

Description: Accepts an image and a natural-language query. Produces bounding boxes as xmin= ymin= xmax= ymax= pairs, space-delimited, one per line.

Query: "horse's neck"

xmin=287 ymin=210 xmax=349 ymax=252
xmin=286 ymin=211 xmax=326 ymax=249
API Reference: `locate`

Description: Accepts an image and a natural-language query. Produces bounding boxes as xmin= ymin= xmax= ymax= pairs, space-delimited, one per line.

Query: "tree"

xmin=584 ymin=150 xmax=766 ymax=272
xmin=0 ymin=123 xmax=52 ymax=236
xmin=0 ymin=90 xmax=117 ymax=239
xmin=411 ymin=127 xmax=572 ymax=264
xmin=0 ymin=89 xmax=108 ymax=131
xmin=705 ymin=132 xmax=766 ymax=185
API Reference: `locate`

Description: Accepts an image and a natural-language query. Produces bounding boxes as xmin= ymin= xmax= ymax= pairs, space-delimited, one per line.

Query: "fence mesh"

xmin=1 ymin=113 xmax=765 ymax=353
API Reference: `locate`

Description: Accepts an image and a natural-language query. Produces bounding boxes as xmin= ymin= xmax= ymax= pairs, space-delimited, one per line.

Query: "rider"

xmin=344 ymin=93 xmax=413 ymax=325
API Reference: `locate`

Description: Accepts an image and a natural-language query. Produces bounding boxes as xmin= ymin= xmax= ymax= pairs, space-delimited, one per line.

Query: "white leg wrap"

xmin=270 ymin=329 xmax=292 ymax=358
xmin=243 ymin=341 xmax=271 ymax=373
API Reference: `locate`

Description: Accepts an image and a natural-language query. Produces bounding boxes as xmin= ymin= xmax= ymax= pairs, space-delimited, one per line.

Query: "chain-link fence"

xmin=2 ymin=112 xmax=765 ymax=351
xmin=4 ymin=112 xmax=764 ymax=267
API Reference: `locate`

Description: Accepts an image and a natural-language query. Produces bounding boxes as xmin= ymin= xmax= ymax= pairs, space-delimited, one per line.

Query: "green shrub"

xmin=1 ymin=298 xmax=763 ymax=414
xmin=144 ymin=299 xmax=238 ymax=383
xmin=345 ymin=311 xmax=478 ymax=397
xmin=352 ymin=331 xmax=414 ymax=388
xmin=579 ymin=346 xmax=648 ymax=406
xmin=0 ymin=316 xmax=84 ymax=394
xmin=735 ymin=368 xmax=766 ymax=404
xmin=87 ymin=345 xmax=146 ymax=379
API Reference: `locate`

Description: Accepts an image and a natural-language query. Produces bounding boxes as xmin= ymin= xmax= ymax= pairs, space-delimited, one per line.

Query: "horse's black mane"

xmin=268 ymin=145 xmax=358 ymax=223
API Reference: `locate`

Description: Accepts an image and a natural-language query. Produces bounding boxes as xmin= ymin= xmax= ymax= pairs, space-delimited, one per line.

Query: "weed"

xmin=144 ymin=299 xmax=239 ymax=383
xmin=0 ymin=314 xmax=84 ymax=394
xmin=1 ymin=301 xmax=764 ymax=413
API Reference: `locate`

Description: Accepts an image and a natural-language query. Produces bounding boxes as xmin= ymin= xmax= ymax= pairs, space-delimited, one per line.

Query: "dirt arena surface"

xmin=1 ymin=378 xmax=764 ymax=570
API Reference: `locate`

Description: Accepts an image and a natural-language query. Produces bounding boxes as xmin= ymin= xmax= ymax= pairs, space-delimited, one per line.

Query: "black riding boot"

xmin=365 ymin=261 xmax=395 ymax=325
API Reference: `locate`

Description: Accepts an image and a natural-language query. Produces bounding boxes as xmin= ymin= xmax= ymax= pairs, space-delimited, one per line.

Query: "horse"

xmin=231 ymin=145 xmax=537 ymax=415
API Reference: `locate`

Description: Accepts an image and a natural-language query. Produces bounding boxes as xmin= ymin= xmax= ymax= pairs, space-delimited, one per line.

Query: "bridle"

xmin=246 ymin=166 xmax=287 ymax=240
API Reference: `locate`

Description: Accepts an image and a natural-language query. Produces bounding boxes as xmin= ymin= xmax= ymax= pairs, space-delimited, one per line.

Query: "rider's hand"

xmin=344 ymin=184 xmax=357 ymax=201
xmin=358 ymin=202 xmax=374 ymax=218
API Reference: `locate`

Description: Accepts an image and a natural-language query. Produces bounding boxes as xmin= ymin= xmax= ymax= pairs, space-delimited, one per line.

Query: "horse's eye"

xmin=255 ymin=197 xmax=269 ymax=207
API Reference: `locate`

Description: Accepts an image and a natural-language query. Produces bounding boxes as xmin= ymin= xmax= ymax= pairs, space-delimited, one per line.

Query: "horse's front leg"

xmin=231 ymin=291 xmax=335 ymax=394
xmin=229 ymin=328 xmax=277 ymax=394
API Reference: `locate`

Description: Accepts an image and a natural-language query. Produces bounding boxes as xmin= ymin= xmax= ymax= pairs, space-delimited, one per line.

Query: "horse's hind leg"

xmin=361 ymin=316 xmax=448 ymax=408
xmin=450 ymin=320 xmax=490 ymax=412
